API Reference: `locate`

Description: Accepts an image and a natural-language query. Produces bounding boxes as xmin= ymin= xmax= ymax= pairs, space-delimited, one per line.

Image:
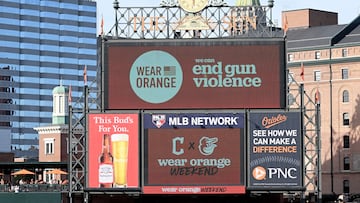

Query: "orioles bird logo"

xmin=198 ymin=136 xmax=218 ymax=156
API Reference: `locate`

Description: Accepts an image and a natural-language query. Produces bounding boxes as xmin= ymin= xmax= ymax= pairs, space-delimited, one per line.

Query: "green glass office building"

xmin=0 ymin=0 xmax=97 ymax=158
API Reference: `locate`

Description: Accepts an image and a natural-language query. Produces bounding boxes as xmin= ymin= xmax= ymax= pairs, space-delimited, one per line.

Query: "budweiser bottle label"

xmin=99 ymin=163 xmax=114 ymax=184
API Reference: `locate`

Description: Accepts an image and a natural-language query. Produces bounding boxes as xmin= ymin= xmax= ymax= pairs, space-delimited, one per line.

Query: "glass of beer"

xmin=111 ymin=134 xmax=129 ymax=187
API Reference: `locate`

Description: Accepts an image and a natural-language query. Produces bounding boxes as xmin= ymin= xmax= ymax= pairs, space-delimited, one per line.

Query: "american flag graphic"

xmin=163 ymin=66 xmax=176 ymax=76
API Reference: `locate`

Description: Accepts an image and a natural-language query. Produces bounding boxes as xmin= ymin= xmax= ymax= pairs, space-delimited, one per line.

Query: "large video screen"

xmin=105 ymin=39 xmax=285 ymax=109
xmin=142 ymin=111 xmax=246 ymax=194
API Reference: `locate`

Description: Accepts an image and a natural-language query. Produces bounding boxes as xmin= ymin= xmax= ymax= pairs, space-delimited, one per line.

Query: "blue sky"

xmin=96 ymin=0 xmax=360 ymax=34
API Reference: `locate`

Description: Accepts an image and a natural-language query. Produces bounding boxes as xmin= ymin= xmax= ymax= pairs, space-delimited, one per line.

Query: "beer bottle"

xmin=99 ymin=134 xmax=114 ymax=188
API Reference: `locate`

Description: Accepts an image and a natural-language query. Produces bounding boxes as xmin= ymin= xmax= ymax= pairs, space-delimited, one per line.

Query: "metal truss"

xmin=68 ymin=64 xmax=321 ymax=203
xmin=106 ymin=5 xmax=281 ymax=39
xmin=67 ymin=61 xmax=320 ymax=203
xmin=287 ymin=74 xmax=321 ymax=202
xmin=67 ymin=4 xmax=319 ymax=202
xmin=68 ymin=82 xmax=100 ymax=203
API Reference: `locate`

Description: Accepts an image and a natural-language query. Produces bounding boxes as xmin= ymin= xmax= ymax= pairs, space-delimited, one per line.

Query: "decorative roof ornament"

xmin=208 ymin=0 xmax=227 ymax=6
xmin=160 ymin=0 xmax=227 ymax=7
xmin=160 ymin=0 xmax=178 ymax=7
xmin=235 ymin=0 xmax=261 ymax=6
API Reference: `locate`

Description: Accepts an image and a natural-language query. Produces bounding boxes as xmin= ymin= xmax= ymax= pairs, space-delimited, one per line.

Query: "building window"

xmin=343 ymin=135 xmax=350 ymax=148
xmin=45 ymin=169 xmax=55 ymax=184
xmin=44 ymin=138 xmax=55 ymax=155
xmin=344 ymin=156 xmax=350 ymax=170
xmin=288 ymin=93 xmax=295 ymax=106
xmin=288 ymin=72 xmax=294 ymax=84
xmin=59 ymin=96 xmax=64 ymax=113
xmin=287 ymin=54 xmax=294 ymax=62
xmin=314 ymin=71 xmax=321 ymax=81
xmin=343 ymin=90 xmax=349 ymax=103
xmin=66 ymin=138 xmax=78 ymax=154
xmin=315 ymin=51 xmax=321 ymax=59
xmin=342 ymin=68 xmax=349 ymax=79
xmin=72 ymin=141 xmax=78 ymax=154
xmin=343 ymin=180 xmax=350 ymax=194
xmin=343 ymin=113 xmax=350 ymax=126
xmin=45 ymin=142 xmax=54 ymax=154
xmin=342 ymin=48 xmax=348 ymax=57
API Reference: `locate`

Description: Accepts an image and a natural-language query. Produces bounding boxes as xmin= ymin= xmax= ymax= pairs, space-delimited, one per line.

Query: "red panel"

xmin=105 ymin=40 xmax=284 ymax=109
xmin=143 ymin=185 xmax=246 ymax=194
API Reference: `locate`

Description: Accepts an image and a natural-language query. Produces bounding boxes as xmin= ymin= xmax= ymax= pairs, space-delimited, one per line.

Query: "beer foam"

xmin=111 ymin=134 xmax=129 ymax=142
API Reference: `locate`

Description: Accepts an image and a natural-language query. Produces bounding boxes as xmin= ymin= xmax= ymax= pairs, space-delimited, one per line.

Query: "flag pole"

xmin=83 ymin=65 xmax=87 ymax=86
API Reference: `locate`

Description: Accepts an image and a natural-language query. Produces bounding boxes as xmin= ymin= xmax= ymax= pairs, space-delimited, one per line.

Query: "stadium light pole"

xmin=113 ymin=0 xmax=120 ymax=38
xmin=268 ymin=0 xmax=275 ymax=29
xmin=268 ymin=0 xmax=274 ymax=8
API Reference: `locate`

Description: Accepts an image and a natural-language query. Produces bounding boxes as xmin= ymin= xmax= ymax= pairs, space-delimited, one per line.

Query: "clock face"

xmin=179 ymin=0 xmax=208 ymax=13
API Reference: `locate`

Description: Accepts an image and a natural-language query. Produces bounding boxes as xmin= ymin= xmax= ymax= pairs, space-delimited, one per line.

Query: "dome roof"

xmin=235 ymin=0 xmax=260 ymax=6
xmin=52 ymin=85 xmax=68 ymax=94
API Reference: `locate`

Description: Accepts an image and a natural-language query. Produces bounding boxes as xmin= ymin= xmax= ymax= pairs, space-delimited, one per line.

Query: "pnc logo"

xmin=252 ymin=166 xmax=266 ymax=180
xmin=252 ymin=166 xmax=298 ymax=181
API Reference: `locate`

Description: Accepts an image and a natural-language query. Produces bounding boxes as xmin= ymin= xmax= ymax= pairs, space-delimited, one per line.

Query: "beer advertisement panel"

xmin=105 ymin=39 xmax=285 ymax=110
xmin=87 ymin=113 xmax=140 ymax=189
xmin=143 ymin=111 xmax=246 ymax=194
xmin=248 ymin=111 xmax=303 ymax=190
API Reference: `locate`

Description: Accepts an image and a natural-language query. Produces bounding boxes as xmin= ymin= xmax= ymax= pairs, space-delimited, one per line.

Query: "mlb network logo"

xmin=152 ymin=114 xmax=166 ymax=128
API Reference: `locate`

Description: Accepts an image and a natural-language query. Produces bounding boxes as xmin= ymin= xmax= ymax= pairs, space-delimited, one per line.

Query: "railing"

xmin=107 ymin=6 xmax=279 ymax=39
xmin=0 ymin=184 xmax=69 ymax=193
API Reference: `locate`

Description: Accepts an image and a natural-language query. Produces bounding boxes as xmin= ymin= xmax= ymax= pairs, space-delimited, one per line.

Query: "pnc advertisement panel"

xmin=248 ymin=111 xmax=303 ymax=190
xmin=105 ymin=39 xmax=285 ymax=109
xmin=87 ymin=113 xmax=140 ymax=189
xmin=142 ymin=111 xmax=246 ymax=194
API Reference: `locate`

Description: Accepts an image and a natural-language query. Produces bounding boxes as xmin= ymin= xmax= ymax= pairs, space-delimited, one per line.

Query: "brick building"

xmin=285 ymin=9 xmax=360 ymax=197
xmin=34 ymin=84 xmax=69 ymax=183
